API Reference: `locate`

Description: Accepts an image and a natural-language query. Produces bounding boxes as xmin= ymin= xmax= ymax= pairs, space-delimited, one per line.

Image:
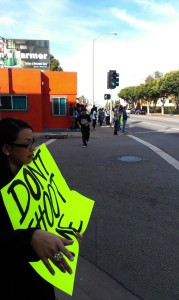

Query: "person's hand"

xmin=31 ymin=229 xmax=74 ymax=275
xmin=75 ymin=231 xmax=83 ymax=243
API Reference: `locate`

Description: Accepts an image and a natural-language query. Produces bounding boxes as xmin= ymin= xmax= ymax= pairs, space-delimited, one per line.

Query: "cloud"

xmin=0 ymin=16 xmax=16 ymax=26
xmin=1 ymin=0 xmax=179 ymax=106
xmin=133 ymin=0 xmax=179 ymax=16
xmin=111 ymin=8 xmax=157 ymax=31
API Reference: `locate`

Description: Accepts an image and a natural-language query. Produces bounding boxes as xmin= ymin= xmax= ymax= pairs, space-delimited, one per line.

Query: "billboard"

xmin=0 ymin=38 xmax=50 ymax=70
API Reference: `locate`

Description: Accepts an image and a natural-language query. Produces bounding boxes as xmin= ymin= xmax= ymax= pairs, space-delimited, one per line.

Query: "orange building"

xmin=0 ymin=68 xmax=77 ymax=132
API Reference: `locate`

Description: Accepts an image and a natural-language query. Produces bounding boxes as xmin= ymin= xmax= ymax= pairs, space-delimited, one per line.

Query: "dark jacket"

xmin=77 ymin=113 xmax=91 ymax=128
xmin=0 ymin=164 xmax=55 ymax=300
xmin=123 ymin=109 xmax=128 ymax=120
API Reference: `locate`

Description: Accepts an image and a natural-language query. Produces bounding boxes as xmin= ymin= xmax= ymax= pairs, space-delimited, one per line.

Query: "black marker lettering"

xmin=50 ymin=173 xmax=66 ymax=203
xmin=23 ymin=169 xmax=41 ymax=200
xmin=7 ymin=179 xmax=30 ymax=224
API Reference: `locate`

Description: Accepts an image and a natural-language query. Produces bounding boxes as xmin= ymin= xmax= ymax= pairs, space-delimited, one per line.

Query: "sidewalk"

xmin=35 ymin=128 xmax=141 ymax=300
xmin=55 ymin=256 xmax=140 ymax=300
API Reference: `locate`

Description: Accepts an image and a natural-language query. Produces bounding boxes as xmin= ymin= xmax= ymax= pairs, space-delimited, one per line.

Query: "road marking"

xmin=142 ymin=122 xmax=179 ymax=131
xmin=130 ymin=121 xmax=179 ymax=132
xmin=133 ymin=131 xmax=164 ymax=134
xmin=45 ymin=139 xmax=56 ymax=146
xmin=142 ymin=122 xmax=166 ymax=128
xmin=132 ymin=130 xmax=176 ymax=133
xmin=128 ymin=135 xmax=179 ymax=171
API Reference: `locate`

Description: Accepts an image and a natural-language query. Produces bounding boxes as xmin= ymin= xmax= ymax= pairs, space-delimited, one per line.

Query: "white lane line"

xmin=171 ymin=128 xmax=179 ymax=131
xmin=128 ymin=135 xmax=179 ymax=171
xmin=45 ymin=139 xmax=56 ymax=146
xmin=133 ymin=130 xmax=176 ymax=133
xmin=133 ymin=131 xmax=163 ymax=134
xmin=142 ymin=122 xmax=166 ymax=128
xmin=130 ymin=121 xmax=179 ymax=132
xmin=36 ymin=139 xmax=56 ymax=149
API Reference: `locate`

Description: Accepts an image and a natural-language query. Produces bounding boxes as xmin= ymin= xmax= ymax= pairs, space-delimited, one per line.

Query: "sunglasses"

xmin=9 ymin=139 xmax=36 ymax=149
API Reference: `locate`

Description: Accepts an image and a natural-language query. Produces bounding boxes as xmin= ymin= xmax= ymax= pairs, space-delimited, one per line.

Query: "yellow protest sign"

xmin=1 ymin=143 xmax=95 ymax=295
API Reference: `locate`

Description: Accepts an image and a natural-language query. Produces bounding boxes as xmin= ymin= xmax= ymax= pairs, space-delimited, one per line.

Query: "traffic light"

xmin=107 ymin=70 xmax=119 ymax=89
xmin=115 ymin=72 xmax=119 ymax=87
xmin=104 ymin=94 xmax=111 ymax=100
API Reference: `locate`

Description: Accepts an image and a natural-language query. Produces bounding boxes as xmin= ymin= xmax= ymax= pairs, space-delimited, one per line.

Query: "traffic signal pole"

xmin=107 ymin=69 xmax=119 ymax=126
xmin=110 ymin=89 xmax=113 ymax=126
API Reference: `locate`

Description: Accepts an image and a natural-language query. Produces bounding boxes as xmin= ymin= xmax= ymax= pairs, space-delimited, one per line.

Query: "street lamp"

xmin=92 ymin=32 xmax=117 ymax=105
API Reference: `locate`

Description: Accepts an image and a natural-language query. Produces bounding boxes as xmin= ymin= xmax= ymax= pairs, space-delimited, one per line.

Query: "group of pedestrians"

xmin=69 ymin=103 xmax=86 ymax=130
xmin=70 ymin=103 xmax=128 ymax=148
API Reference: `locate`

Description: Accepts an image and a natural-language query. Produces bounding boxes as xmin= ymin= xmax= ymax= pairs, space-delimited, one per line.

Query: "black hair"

xmin=0 ymin=118 xmax=33 ymax=183
xmin=0 ymin=117 xmax=33 ymax=147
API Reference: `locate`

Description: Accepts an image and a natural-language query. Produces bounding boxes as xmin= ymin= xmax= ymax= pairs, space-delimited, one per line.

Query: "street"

xmin=38 ymin=115 xmax=179 ymax=300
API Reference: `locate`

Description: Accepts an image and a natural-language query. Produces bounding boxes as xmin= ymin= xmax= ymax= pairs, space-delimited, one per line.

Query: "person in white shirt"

xmin=92 ymin=109 xmax=97 ymax=130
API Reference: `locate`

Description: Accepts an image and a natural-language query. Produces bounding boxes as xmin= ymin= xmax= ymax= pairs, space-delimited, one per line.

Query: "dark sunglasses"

xmin=9 ymin=138 xmax=36 ymax=149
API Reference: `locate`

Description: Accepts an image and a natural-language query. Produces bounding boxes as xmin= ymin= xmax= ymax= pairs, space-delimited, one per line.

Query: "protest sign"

xmin=1 ymin=143 xmax=94 ymax=295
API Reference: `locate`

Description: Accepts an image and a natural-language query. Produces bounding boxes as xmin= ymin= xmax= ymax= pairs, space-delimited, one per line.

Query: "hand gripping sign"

xmin=1 ymin=144 xmax=95 ymax=296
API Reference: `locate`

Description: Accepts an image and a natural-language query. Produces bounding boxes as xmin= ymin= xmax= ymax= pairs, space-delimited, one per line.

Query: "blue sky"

xmin=1 ymin=0 xmax=179 ymax=105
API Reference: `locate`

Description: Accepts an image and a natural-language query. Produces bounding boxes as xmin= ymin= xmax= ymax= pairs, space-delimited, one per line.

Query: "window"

xmin=52 ymin=97 xmax=67 ymax=116
xmin=0 ymin=95 xmax=27 ymax=111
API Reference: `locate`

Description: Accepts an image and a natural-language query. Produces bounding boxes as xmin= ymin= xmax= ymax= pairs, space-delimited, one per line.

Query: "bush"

xmin=164 ymin=107 xmax=176 ymax=114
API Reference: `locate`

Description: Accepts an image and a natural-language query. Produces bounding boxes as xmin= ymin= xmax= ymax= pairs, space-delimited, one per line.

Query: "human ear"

xmin=2 ymin=144 xmax=11 ymax=156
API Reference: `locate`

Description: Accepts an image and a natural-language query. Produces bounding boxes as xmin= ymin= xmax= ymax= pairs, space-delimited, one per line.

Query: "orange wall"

xmin=0 ymin=68 xmax=10 ymax=93
xmin=8 ymin=69 xmax=42 ymax=94
xmin=42 ymin=71 xmax=77 ymax=129
xmin=0 ymin=69 xmax=77 ymax=132
xmin=43 ymin=71 xmax=77 ymax=95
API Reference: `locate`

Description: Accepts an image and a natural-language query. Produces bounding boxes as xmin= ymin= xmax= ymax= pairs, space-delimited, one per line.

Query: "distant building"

xmin=0 ymin=68 xmax=77 ymax=131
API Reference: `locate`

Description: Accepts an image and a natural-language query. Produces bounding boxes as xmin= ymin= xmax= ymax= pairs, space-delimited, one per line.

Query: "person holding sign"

xmin=0 ymin=117 xmax=77 ymax=300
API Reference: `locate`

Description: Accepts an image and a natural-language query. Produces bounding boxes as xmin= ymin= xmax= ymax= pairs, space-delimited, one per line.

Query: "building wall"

xmin=0 ymin=68 xmax=77 ymax=132
xmin=42 ymin=71 xmax=77 ymax=129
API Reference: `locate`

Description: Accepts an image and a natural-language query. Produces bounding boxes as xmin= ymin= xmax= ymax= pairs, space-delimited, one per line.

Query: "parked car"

xmin=130 ymin=108 xmax=146 ymax=115
xmin=135 ymin=109 xmax=147 ymax=115
xmin=130 ymin=108 xmax=136 ymax=114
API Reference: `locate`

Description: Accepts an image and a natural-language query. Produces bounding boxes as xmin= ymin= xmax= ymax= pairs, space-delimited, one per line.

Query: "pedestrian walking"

xmin=105 ymin=109 xmax=110 ymax=125
xmin=98 ymin=108 xmax=104 ymax=127
xmin=118 ymin=105 xmax=123 ymax=131
xmin=113 ymin=105 xmax=119 ymax=135
xmin=92 ymin=108 xmax=97 ymax=130
xmin=77 ymin=107 xmax=91 ymax=147
xmin=69 ymin=104 xmax=75 ymax=130
xmin=122 ymin=106 xmax=128 ymax=134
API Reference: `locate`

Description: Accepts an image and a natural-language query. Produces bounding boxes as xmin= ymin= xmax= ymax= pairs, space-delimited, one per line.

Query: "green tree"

xmin=145 ymin=75 xmax=155 ymax=84
xmin=118 ymin=70 xmax=179 ymax=114
xmin=158 ymin=70 xmax=179 ymax=112
xmin=154 ymin=71 xmax=163 ymax=79
xmin=50 ymin=54 xmax=63 ymax=71
xmin=145 ymin=71 xmax=163 ymax=84
xmin=149 ymin=79 xmax=161 ymax=111
xmin=118 ymin=86 xmax=137 ymax=106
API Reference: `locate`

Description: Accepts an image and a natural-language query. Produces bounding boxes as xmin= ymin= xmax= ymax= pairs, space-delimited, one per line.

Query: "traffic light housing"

xmin=104 ymin=94 xmax=111 ymax=100
xmin=107 ymin=70 xmax=119 ymax=89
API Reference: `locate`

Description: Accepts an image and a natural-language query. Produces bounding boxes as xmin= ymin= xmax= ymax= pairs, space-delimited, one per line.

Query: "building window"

xmin=0 ymin=95 xmax=27 ymax=111
xmin=52 ymin=97 xmax=67 ymax=116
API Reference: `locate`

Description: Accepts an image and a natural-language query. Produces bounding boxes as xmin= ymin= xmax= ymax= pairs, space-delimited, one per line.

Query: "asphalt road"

xmin=36 ymin=117 xmax=179 ymax=300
